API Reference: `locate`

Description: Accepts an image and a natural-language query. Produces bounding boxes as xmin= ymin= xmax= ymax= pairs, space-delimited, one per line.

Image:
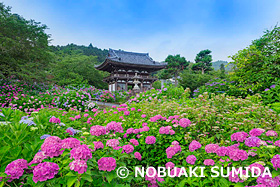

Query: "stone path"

xmin=92 ymin=100 xmax=120 ymax=107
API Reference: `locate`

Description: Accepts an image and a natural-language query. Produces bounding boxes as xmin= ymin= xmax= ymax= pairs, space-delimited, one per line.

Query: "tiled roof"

xmin=106 ymin=48 xmax=166 ymax=66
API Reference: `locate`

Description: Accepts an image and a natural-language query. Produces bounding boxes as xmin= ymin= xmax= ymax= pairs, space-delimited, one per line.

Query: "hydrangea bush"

xmin=0 ymin=87 xmax=280 ymax=186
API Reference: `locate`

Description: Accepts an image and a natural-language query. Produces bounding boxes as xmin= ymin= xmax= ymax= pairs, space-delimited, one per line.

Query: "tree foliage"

xmin=159 ymin=54 xmax=189 ymax=86
xmin=192 ymin=49 xmax=213 ymax=74
xmin=0 ymin=2 xmax=109 ymax=88
xmin=229 ymin=26 xmax=280 ymax=96
xmin=50 ymin=54 xmax=108 ymax=88
xmin=0 ymin=3 xmax=52 ymax=81
xmin=179 ymin=70 xmax=213 ymax=91
xmin=50 ymin=43 xmax=108 ymax=63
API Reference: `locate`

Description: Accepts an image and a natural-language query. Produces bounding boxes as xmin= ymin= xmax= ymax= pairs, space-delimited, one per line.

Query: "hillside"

xmin=50 ymin=43 xmax=108 ymax=63
xmin=212 ymin=60 xmax=233 ymax=71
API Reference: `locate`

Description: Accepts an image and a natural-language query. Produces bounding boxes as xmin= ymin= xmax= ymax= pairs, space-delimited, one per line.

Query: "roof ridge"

xmin=109 ymin=48 xmax=119 ymax=58
xmin=111 ymin=48 xmax=148 ymax=56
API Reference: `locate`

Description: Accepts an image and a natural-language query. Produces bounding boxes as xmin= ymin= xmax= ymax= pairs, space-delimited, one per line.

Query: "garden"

xmin=1 ymin=2 xmax=280 ymax=187
xmin=1 ymin=79 xmax=280 ymax=186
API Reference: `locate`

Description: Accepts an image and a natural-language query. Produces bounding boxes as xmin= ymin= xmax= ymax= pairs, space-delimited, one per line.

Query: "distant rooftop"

xmin=107 ymin=48 xmax=165 ymax=66
xmin=96 ymin=48 xmax=166 ymax=72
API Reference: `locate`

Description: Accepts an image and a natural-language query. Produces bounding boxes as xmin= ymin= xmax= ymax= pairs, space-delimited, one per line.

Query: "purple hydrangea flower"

xmin=97 ymin=157 xmax=116 ymax=171
xmin=33 ymin=162 xmax=59 ymax=183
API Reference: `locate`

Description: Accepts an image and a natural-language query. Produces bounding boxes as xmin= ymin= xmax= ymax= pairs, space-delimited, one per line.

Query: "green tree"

xmin=160 ymin=54 xmax=190 ymax=86
xmin=219 ymin=63 xmax=226 ymax=79
xmin=0 ymin=3 xmax=52 ymax=81
xmin=229 ymin=26 xmax=280 ymax=96
xmin=192 ymin=49 xmax=213 ymax=74
xmin=50 ymin=54 xmax=108 ymax=88
xmin=220 ymin=63 xmax=225 ymax=72
xmin=179 ymin=70 xmax=212 ymax=91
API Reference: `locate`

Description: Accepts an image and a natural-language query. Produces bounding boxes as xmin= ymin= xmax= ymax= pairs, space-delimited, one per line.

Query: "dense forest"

xmin=0 ymin=2 xmax=109 ymax=88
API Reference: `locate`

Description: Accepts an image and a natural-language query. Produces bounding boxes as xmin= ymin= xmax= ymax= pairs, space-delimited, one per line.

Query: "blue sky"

xmin=3 ymin=0 xmax=280 ymax=62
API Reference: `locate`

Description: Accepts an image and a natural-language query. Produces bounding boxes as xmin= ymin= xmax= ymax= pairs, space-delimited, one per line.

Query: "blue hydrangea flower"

xmin=40 ymin=134 xmax=51 ymax=140
xmin=20 ymin=118 xmax=36 ymax=126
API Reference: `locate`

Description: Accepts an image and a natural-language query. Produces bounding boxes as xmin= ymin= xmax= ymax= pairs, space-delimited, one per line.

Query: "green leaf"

xmin=106 ymin=171 xmax=116 ymax=183
xmin=272 ymin=170 xmax=280 ymax=178
xmin=234 ymin=182 xmax=245 ymax=187
xmin=67 ymin=176 xmax=78 ymax=187
xmin=178 ymin=178 xmax=187 ymax=187
xmin=81 ymin=173 xmax=93 ymax=182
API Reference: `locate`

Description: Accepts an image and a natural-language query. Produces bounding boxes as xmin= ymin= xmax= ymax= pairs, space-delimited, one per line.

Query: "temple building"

xmin=96 ymin=49 xmax=166 ymax=92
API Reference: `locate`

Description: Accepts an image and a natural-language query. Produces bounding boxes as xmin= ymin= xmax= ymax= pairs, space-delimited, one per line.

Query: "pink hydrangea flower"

xmin=275 ymin=140 xmax=280 ymax=147
xmin=166 ymin=147 xmax=176 ymax=159
xmin=141 ymin=114 xmax=146 ymax=118
xmin=271 ymin=154 xmax=280 ymax=171
xmin=5 ymin=159 xmax=28 ymax=182
xmin=216 ymin=146 xmax=228 ymax=156
xmin=41 ymin=142 xmax=64 ymax=158
xmin=29 ymin=152 xmax=48 ymax=165
xmin=106 ymin=121 xmax=124 ymax=134
xmin=90 ymin=125 xmax=106 ymax=136
xmin=166 ymin=145 xmax=181 ymax=158
xmin=171 ymin=141 xmax=179 ymax=146
xmin=231 ymin=132 xmax=249 ymax=142
xmin=179 ymin=118 xmax=191 ymax=128
xmin=33 ymin=162 xmax=59 ymax=183
xmin=165 ymin=162 xmax=175 ymax=169
xmin=75 ymin=114 xmax=81 ymax=119
xmin=170 ymin=167 xmax=182 ymax=177
xmin=49 ymin=116 xmax=61 ymax=124
xmin=98 ymin=157 xmax=116 ymax=171
xmin=142 ymin=123 xmax=148 ymax=127
xmin=245 ymin=136 xmax=261 ymax=147
xmin=141 ymin=126 xmax=150 ymax=132
xmin=70 ymin=144 xmax=92 ymax=160
xmin=93 ymin=141 xmax=104 ymax=150
xmin=266 ymin=130 xmax=278 ymax=137
xmin=228 ymin=170 xmax=246 ymax=183
xmin=204 ymin=159 xmax=215 ymax=166
xmin=122 ymin=144 xmax=134 ymax=154
xmin=249 ymin=163 xmax=265 ymax=175
xmin=145 ymin=168 xmax=164 ymax=186
xmin=186 ymin=155 xmax=197 ymax=165
xmin=145 ymin=136 xmax=156 ymax=144
xmin=150 ymin=115 xmax=163 ymax=122
xmin=61 ymin=138 xmax=81 ymax=149
xmin=106 ymin=139 xmax=120 ymax=148
xmin=169 ymin=130 xmax=175 ymax=135
xmin=159 ymin=126 xmax=170 ymax=134
xmin=124 ymin=111 xmax=130 ymax=115
xmin=249 ymin=128 xmax=265 ymax=137
xmin=134 ymin=152 xmax=142 ymax=161
xmin=126 ymin=128 xmax=134 ymax=134
xmin=205 ymin=144 xmax=219 ymax=153
xmin=129 ymin=139 xmax=139 ymax=146
xmin=257 ymin=175 xmax=280 ymax=187
xmin=113 ymin=146 xmax=122 ymax=150
xmin=189 ymin=140 xmax=201 ymax=152
xmin=228 ymin=149 xmax=248 ymax=161
xmin=69 ymin=160 xmax=87 ymax=174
